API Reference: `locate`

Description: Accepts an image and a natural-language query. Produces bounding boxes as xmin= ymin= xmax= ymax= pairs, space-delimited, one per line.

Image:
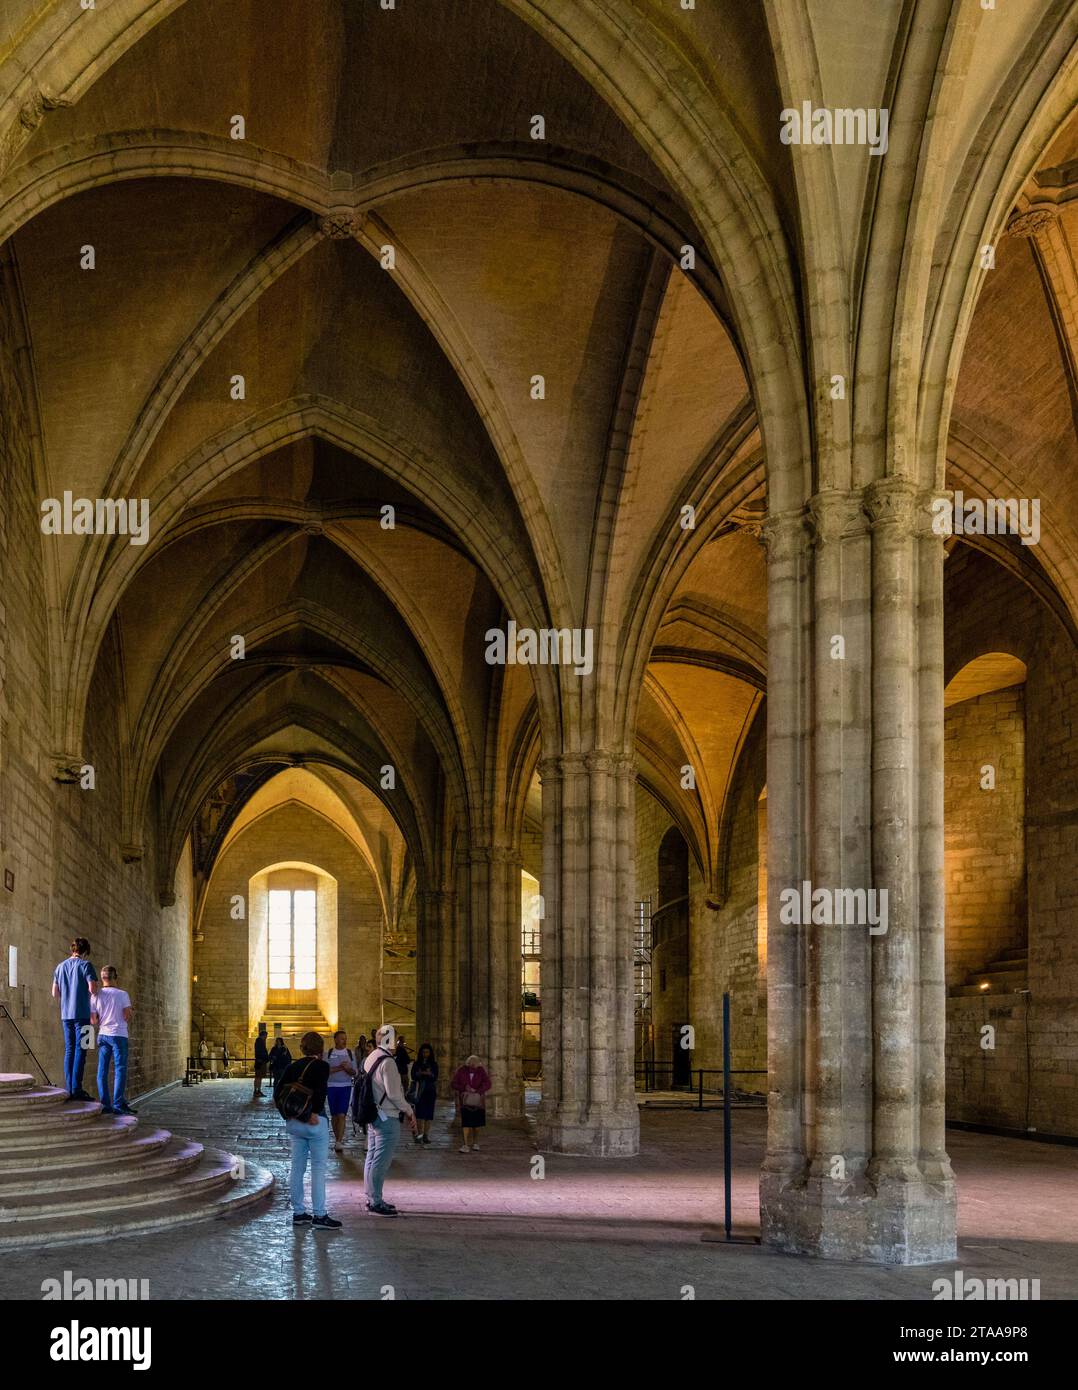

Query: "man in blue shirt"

xmin=51 ymin=937 xmax=100 ymax=1101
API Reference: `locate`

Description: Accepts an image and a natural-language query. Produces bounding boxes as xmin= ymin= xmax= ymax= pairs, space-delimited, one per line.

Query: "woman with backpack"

xmin=409 ymin=1043 xmax=439 ymax=1144
xmin=274 ymin=1031 xmax=342 ymax=1231
xmin=451 ymin=1053 xmax=491 ymax=1153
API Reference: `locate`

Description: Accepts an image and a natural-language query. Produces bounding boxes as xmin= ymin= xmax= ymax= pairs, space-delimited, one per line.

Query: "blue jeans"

xmin=96 ymin=1034 xmax=128 ymax=1110
xmin=364 ymin=1111 xmax=400 ymax=1206
xmin=286 ymin=1115 xmax=330 ymax=1217
xmin=61 ymin=1019 xmax=91 ymax=1095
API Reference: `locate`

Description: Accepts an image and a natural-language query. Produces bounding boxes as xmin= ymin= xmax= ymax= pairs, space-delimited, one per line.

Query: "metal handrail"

xmin=0 ymin=1004 xmax=52 ymax=1085
xmin=634 ymin=1060 xmax=766 ymax=1110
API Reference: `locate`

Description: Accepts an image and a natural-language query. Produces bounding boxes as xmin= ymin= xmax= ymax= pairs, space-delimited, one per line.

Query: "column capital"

xmin=863 ymin=477 xmax=919 ymax=532
xmin=760 ymin=509 xmax=807 ymax=561
xmin=915 ymin=489 xmax=953 ymax=541
xmin=805 ymin=489 xmax=867 ymax=547
xmin=466 ymin=843 xmax=520 ymax=867
xmin=51 ymin=753 xmax=84 ymax=783
xmin=536 ymin=754 xmax=562 ymax=784
xmin=416 ymin=887 xmax=454 ymax=905
xmin=538 ymin=751 xmax=635 ymax=781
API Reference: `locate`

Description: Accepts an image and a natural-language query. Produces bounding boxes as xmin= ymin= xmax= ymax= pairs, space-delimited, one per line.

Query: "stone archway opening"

xmin=944 ymin=651 xmax=1030 ymax=1131
xmin=520 ymin=869 xmax=541 ymax=1082
xmin=249 ymin=861 xmax=337 ymax=1047
xmin=654 ymin=827 xmax=690 ymax=1086
xmin=190 ymin=768 xmax=406 ymax=1067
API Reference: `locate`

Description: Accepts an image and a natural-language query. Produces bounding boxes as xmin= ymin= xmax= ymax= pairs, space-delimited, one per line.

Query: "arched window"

xmin=657 ymin=827 xmax=689 ymax=909
xmin=268 ymin=884 xmax=317 ymax=992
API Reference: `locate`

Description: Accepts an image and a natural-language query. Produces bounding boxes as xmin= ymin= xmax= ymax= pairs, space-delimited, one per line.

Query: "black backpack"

xmin=276 ymin=1059 xmax=318 ymax=1122
xmin=352 ymin=1052 xmax=392 ymax=1130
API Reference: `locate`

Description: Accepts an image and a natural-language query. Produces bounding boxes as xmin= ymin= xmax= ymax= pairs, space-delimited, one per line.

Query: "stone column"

xmin=415 ymin=885 xmax=457 ymax=1089
xmin=810 ymin=492 xmax=874 ymax=1199
xmin=760 ymin=510 xmax=808 ymax=1197
xmin=916 ymin=496 xmax=950 ymax=1188
xmin=760 ymin=485 xmax=956 ymax=1264
xmin=535 ymin=752 xmax=638 ymax=1156
xmin=456 ymin=845 xmax=523 ymax=1118
xmin=486 ymin=845 xmax=524 ymax=1119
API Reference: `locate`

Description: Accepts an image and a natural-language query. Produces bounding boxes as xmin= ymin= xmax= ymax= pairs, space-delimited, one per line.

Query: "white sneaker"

xmin=471 ymin=1142 xmax=480 ymax=1150
xmin=458 ymin=1144 xmax=471 ymax=1153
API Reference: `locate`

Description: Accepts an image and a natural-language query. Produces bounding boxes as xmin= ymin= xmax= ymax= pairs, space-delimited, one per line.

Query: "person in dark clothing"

xmin=51 ymin=937 xmax=100 ymax=1100
xmin=253 ymin=1023 xmax=269 ymax=1099
xmin=410 ymin=1044 xmax=439 ymax=1145
xmin=268 ymin=1036 xmax=292 ymax=1086
xmin=394 ymin=1035 xmax=411 ymax=1082
xmin=274 ymin=1031 xmax=341 ymax=1231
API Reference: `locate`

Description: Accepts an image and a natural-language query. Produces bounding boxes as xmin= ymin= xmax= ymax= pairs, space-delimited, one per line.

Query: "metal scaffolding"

xmin=634 ymin=896 xmax=654 ymax=1066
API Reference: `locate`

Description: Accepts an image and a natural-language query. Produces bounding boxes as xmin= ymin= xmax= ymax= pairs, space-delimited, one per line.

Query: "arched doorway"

xmin=944 ymin=649 xmax=1031 ymax=1130
xmin=654 ymin=827 xmax=691 ymax=1087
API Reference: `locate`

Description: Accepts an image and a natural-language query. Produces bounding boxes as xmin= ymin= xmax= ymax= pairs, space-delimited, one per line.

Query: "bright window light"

xmin=268 ymin=887 xmax=317 ymax=990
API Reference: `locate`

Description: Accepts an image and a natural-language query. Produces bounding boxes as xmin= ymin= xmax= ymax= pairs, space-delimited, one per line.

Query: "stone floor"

xmin=2 ymin=1079 xmax=1076 ymax=1300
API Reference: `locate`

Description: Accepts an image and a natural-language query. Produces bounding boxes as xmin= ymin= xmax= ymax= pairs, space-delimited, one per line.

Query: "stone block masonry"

xmin=0 ymin=289 xmax=190 ymax=1096
xmin=944 ymin=547 xmax=1078 ymax=1136
xmin=944 ymin=684 xmax=1026 ymax=988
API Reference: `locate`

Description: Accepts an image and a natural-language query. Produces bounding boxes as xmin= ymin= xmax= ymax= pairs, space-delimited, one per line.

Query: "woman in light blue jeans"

xmin=275 ymin=1031 xmax=341 ymax=1231
xmin=286 ymin=1113 xmax=330 ymax=1218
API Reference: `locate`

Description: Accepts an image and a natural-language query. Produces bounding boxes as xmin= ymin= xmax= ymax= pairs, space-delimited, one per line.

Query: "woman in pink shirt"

xmin=451 ymin=1054 xmax=491 ymax=1153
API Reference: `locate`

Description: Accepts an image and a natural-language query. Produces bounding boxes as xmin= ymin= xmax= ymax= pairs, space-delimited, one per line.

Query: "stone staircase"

xmin=254 ymin=1004 xmax=334 ymax=1054
xmin=950 ymin=946 xmax=1029 ymax=997
xmin=0 ymin=1073 xmax=273 ymax=1251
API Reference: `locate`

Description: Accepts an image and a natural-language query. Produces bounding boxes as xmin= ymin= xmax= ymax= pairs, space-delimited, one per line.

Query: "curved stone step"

xmin=0 ymin=1135 xmax=204 ymax=1201
xmin=0 ymin=1074 xmax=36 ymax=1093
xmin=6 ymin=1148 xmax=225 ymax=1220
xmin=0 ymin=1112 xmax=136 ymax=1157
xmin=0 ymin=1124 xmax=169 ymax=1173
xmin=0 ymin=1085 xmax=69 ymax=1111
xmin=0 ymin=1144 xmax=242 ymax=1223
xmin=0 ymin=1099 xmax=102 ymax=1132
xmin=0 ymin=1150 xmax=275 ymax=1251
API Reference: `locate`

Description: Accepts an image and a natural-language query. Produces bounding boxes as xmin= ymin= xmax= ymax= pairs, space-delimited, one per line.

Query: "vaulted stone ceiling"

xmin=1 ymin=0 xmax=1076 ymax=899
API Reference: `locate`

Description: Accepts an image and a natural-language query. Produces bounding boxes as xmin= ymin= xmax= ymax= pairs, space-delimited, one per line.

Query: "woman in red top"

xmin=451 ymin=1054 xmax=491 ymax=1152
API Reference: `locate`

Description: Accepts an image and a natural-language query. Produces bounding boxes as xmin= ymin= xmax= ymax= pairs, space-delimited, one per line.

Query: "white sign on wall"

xmin=8 ymin=946 xmax=17 ymax=988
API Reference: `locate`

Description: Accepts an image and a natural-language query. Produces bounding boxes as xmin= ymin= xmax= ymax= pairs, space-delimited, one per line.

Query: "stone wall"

xmin=944 ymin=546 xmax=1078 ymax=1136
xmin=944 ymin=683 xmax=1026 ymax=988
xmin=0 ymin=287 xmax=190 ymax=1099
xmin=688 ymin=720 xmax=768 ymax=1089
